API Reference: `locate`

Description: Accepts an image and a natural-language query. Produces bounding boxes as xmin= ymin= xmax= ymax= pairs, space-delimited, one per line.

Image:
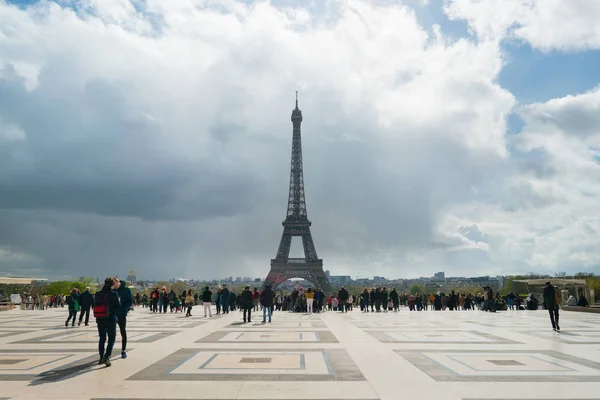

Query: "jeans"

xmin=117 ymin=316 xmax=127 ymax=352
xmin=79 ymin=307 xmax=90 ymax=325
xmin=306 ymin=298 xmax=314 ymax=313
xmin=507 ymin=298 xmax=514 ymax=310
xmin=97 ymin=317 xmax=117 ymax=358
xmin=548 ymin=307 xmax=559 ymax=328
xmin=66 ymin=308 xmax=77 ymax=326
xmin=243 ymin=307 xmax=252 ymax=322
xmin=262 ymin=306 xmax=272 ymax=322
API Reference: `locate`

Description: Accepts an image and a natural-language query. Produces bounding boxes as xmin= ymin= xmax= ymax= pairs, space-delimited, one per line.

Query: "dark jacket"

xmin=260 ymin=288 xmax=275 ymax=307
xmin=220 ymin=287 xmax=230 ymax=302
xmin=543 ymin=285 xmax=557 ymax=309
xmin=240 ymin=289 xmax=253 ymax=309
xmin=202 ymin=289 xmax=212 ymax=302
xmin=95 ymin=285 xmax=121 ymax=321
xmin=79 ymin=290 xmax=94 ymax=308
xmin=115 ymin=280 xmax=133 ymax=318
xmin=338 ymin=288 xmax=349 ymax=302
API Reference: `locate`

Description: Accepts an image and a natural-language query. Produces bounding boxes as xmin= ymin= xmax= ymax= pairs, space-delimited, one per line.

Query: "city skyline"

xmin=1 ymin=1 xmax=600 ymax=280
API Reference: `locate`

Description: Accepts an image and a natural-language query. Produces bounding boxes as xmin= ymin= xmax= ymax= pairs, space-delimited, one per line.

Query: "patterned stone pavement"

xmin=1 ymin=305 xmax=600 ymax=399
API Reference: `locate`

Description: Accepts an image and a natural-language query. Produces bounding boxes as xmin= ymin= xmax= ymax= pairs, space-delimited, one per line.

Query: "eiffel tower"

xmin=263 ymin=93 xmax=332 ymax=293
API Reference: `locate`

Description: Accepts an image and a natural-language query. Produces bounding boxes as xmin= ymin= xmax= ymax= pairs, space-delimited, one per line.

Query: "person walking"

xmin=78 ymin=286 xmax=94 ymax=326
xmin=113 ymin=278 xmax=133 ymax=359
xmin=94 ymin=277 xmax=121 ymax=367
xmin=543 ymin=281 xmax=560 ymax=331
xmin=241 ymin=285 xmax=253 ymax=323
xmin=305 ymin=288 xmax=315 ymax=314
xmin=253 ymin=288 xmax=261 ymax=311
xmin=261 ymin=285 xmax=275 ymax=323
xmin=185 ymin=292 xmax=194 ymax=317
xmin=338 ymin=286 xmax=349 ymax=312
xmin=506 ymin=291 xmax=516 ymax=310
xmin=220 ymin=285 xmax=230 ymax=314
xmin=65 ymin=288 xmax=80 ymax=327
xmin=202 ymin=286 xmax=213 ymax=317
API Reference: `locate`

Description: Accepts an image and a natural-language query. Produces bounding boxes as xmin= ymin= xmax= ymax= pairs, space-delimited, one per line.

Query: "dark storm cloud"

xmin=0 ymin=65 xmax=261 ymax=221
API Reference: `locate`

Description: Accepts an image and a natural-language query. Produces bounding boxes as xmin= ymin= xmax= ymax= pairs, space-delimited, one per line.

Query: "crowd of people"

xmin=17 ymin=279 xmax=594 ymax=364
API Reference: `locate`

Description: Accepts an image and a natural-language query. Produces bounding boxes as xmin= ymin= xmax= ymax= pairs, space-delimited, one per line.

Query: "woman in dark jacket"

xmin=65 ymin=288 xmax=80 ymax=327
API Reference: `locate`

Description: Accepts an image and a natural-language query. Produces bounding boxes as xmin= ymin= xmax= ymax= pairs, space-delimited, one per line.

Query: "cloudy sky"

xmin=1 ymin=0 xmax=599 ymax=281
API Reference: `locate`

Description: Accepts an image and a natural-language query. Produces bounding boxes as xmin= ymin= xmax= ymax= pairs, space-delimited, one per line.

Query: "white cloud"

xmin=0 ymin=0 xmax=598 ymax=279
xmin=0 ymin=117 xmax=26 ymax=140
xmin=445 ymin=0 xmax=600 ymax=51
xmin=436 ymin=85 xmax=600 ymax=274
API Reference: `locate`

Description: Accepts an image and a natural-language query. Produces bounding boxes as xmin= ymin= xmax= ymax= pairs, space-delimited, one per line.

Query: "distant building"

xmin=331 ymin=275 xmax=352 ymax=285
xmin=433 ymin=271 xmax=445 ymax=279
xmin=126 ymin=268 xmax=137 ymax=286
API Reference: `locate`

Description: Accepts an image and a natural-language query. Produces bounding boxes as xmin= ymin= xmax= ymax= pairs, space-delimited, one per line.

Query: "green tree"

xmin=409 ymin=284 xmax=425 ymax=295
xmin=46 ymin=281 xmax=84 ymax=295
xmin=575 ymin=272 xmax=595 ymax=279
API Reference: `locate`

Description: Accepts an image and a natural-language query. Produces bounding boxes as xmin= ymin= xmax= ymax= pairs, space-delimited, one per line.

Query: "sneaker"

xmin=78 ymin=321 xmax=81 ymax=326
xmin=121 ymin=351 xmax=127 ymax=359
xmin=65 ymin=321 xmax=68 ymax=327
xmin=104 ymin=358 xmax=111 ymax=367
xmin=556 ymin=323 xmax=560 ymax=331
xmin=98 ymin=357 xmax=105 ymax=365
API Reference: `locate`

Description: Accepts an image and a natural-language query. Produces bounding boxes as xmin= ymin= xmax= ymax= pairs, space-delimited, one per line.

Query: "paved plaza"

xmin=1 ymin=306 xmax=600 ymax=399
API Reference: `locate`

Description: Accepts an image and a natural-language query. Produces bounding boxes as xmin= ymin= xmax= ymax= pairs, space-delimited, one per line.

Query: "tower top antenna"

xmin=295 ymin=91 xmax=298 ymax=108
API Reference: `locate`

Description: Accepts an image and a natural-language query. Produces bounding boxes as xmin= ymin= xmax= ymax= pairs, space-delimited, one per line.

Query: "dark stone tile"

xmin=9 ymin=330 xmax=180 ymax=345
xmin=395 ymin=349 xmax=600 ymax=382
xmin=127 ymin=347 xmax=365 ymax=382
xmin=0 ymin=359 xmax=25 ymax=365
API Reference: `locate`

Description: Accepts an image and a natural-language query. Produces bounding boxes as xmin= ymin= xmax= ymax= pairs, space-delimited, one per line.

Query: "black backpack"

xmin=93 ymin=292 xmax=111 ymax=319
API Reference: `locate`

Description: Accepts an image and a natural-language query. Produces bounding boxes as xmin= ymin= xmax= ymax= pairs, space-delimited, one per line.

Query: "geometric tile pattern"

xmin=517 ymin=330 xmax=600 ymax=344
xmin=0 ymin=331 xmax=30 ymax=339
xmin=10 ymin=329 xmax=179 ymax=344
xmin=396 ymin=349 xmax=600 ymax=381
xmin=226 ymin=320 xmax=326 ymax=329
xmin=127 ymin=347 xmax=364 ymax=381
xmin=3 ymin=304 xmax=600 ymax=399
xmin=196 ymin=330 xmax=339 ymax=343
xmin=366 ymin=329 xmax=520 ymax=344
xmin=0 ymin=350 xmax=98 ymax=381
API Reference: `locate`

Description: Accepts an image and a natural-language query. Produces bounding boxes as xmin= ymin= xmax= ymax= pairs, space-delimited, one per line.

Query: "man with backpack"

xmin=150 ymin=288 xmax=159 ymax=312
xmin=113 ymin=277 xmax=133 ymax=359
xmin=94 ymin=277 xmax=121 ymax=367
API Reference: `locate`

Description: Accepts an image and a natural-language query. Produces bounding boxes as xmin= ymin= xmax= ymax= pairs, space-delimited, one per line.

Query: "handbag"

xmin=74 ymin=299 xmax=80 ymax=312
